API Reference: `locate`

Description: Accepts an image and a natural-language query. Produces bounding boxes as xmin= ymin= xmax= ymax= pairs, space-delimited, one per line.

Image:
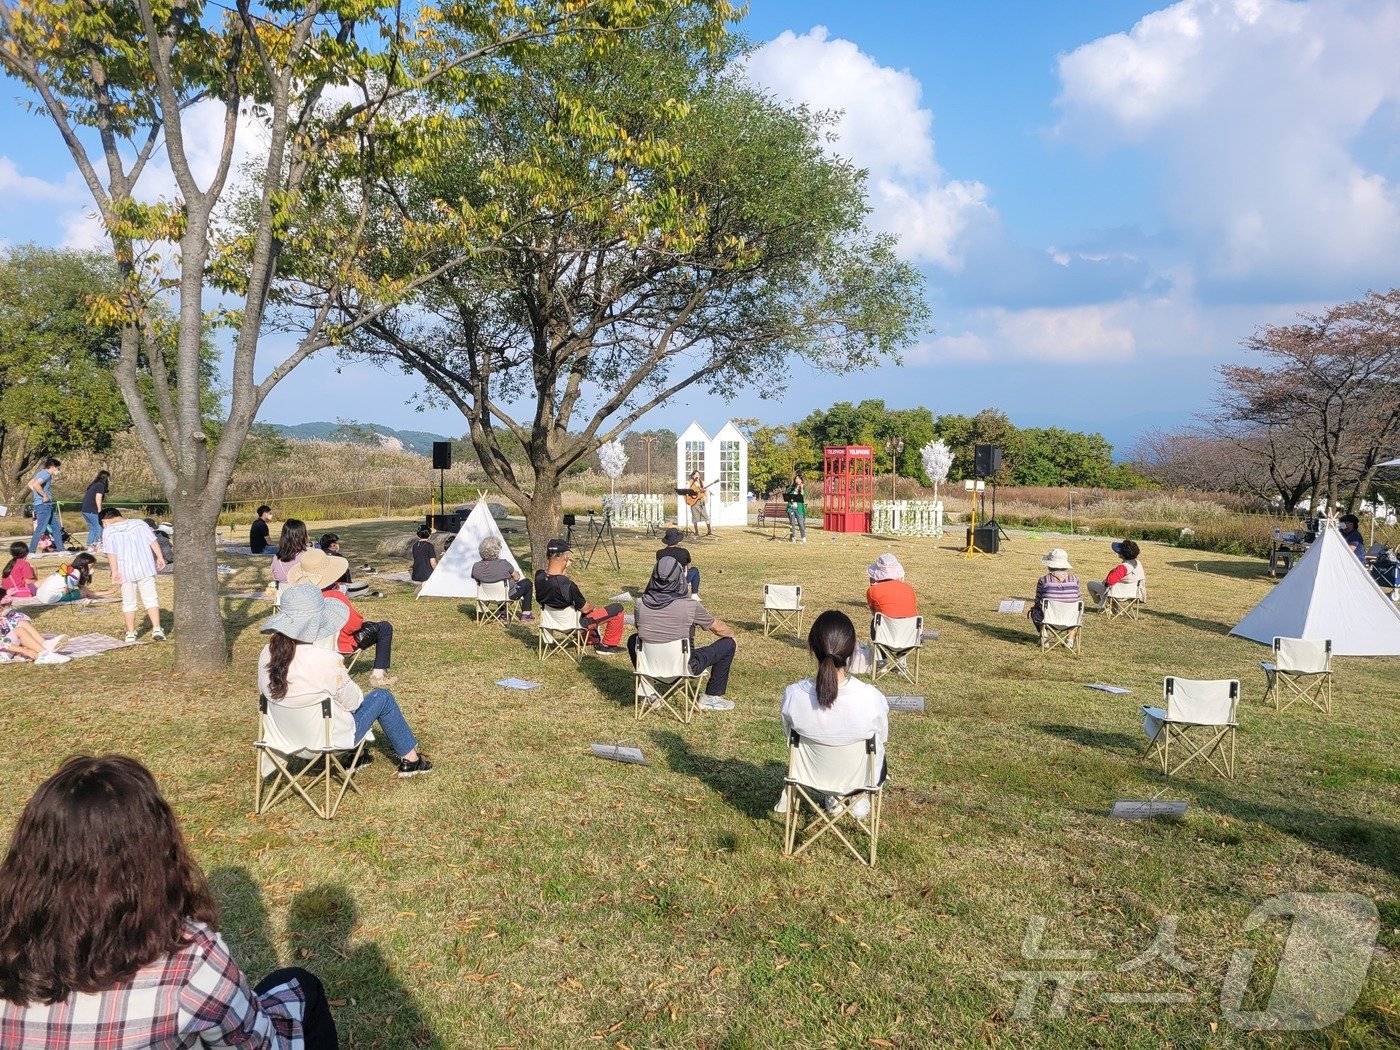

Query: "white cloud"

xmin=0 ymin=156 xmax=82 ymax=202
xmin=1055 ymin=0 xmax=1400 ymax=288
xmin=740 ymin=26 xmax=992 ymax=269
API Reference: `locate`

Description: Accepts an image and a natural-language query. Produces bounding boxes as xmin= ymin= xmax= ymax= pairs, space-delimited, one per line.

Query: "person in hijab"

xmin=629 ymin=555 xmax=737 ymax=711
xmin=865 ymin=553 xmax=917 ymax=618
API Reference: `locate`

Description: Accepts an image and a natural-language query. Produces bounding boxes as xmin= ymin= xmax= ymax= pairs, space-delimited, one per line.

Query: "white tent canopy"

xmin=1231 ymin=521 xmax=1400 ymax=656
xmin=418 ymin=498 xmax=522 ymax=599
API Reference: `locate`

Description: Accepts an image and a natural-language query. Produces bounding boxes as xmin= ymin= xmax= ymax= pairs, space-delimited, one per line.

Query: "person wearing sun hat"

xmin=257 ymin=583 xmax=432 ymax=777
xmin=290 ymin=548 xmax=398 ymax=687
xmin=865 ymin=553 xmax=917 ymax=618
xmin=1088 ymin=539 xmax=1146 ymax=608
xmin=1029 ymin=548 xmax=1082 ymax=644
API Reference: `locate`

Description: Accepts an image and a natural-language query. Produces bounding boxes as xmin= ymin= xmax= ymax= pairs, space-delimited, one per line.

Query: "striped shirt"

xmin=1032 ymin=572 xmax=1081 ymax=623
xmin=102 ymin=518 xmax=160 ymax=582
xmin=0 ymin=921 xmax=306 ymax=1049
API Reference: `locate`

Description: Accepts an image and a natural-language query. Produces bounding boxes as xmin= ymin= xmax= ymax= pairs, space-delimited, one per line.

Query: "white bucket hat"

xmin=867 ymin=553 xmax=905 ymax=582
xmin=1041 ymin=548 xmax=1072 ymax=570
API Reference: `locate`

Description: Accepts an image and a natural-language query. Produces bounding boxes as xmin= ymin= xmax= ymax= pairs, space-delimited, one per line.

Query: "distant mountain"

xmin=263 ymin=421 xmax=451 ymax=456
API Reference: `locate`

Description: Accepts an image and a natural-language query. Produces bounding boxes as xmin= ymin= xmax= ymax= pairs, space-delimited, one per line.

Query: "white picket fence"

xmin=602 ymin=493 xmax=667 ymax=529
xmin=871 ymin=499 xmax=944 ymax=537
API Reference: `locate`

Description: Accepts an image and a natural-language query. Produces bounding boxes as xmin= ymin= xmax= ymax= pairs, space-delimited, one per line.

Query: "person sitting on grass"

xmin=1339 ymin=514 xmax=1367 ymax=561
xmin=100 ymin=508 xmax=167 ymax=643
xmin=410 ymin=525 xmax=437 ymax=583
xmin=471 ymin=536 xmax=534 ymax=621
xmin=0 ymin=599 xmax=69 ymax=664
xmin=319 ymin=533 xmax=367 ymax=595
xmin=778 ymin=610 xmax=888 ymax=818
xmin=250 ymin=504 xmax=274 ymax=554
xmin=534 ymin=538 xmax=626 ymax=653
xmin=259 ymin=583 xmax=431 ymax=778
xmin=656 ymin=527 xmax=701 ymax=597
xmin=34 ymin=552 xmax=111 ymax=604
xmin=0 ymin=754 xmax=340 ymax=1048
xmin=290 ymin=549 xmax=397 ymax=688
xmin=630 ymin=555 xmax=736 ymax=711
xmin=1087 ymin=539 xmax=1146 ymax=608
xmin=1029 ymin=548 xmax=1082 ymax=646
xmin=270 ymin=518 xmax=310 ymax=585
xmin=866 ymin=553 xmax=917 ymax=618
xmin=1 ymin=542 xmax=38 ymax=598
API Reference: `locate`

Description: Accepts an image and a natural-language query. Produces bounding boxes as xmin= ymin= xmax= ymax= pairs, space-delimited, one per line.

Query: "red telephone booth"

xmin=822 ymin=446 xmax=874 ymax=533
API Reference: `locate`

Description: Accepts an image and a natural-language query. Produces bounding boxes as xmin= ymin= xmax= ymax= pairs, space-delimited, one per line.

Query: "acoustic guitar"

xmin=684 ymin=480 xmax=718 ymax=506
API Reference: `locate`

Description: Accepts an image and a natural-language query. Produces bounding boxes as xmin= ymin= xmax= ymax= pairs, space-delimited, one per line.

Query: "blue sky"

xmin=3 ymin=0 xmax=1398 ymax=455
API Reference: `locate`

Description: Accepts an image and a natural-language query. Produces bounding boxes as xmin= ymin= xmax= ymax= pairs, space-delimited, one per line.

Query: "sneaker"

xmin=594 ymin=644 xmax=625 ymax=656
xmin=151 ymin=628 xmax=166 ymax=641
xmin=336 ymin=749 xmax=374 ymax=769
xmin=823 ymin=793 xmax=870 ymax=820
xmin=34 ymin=651 xmax=72 ymax=665
xmin=848 ymin=794 xmax=872 ymax=821
xmin=124 ymin=631 xmax=138 ymax=644
xmin=519 ymin=612 xmax=535 ymax=622
xmin=43 ymin=634 xmax=69 ymax=653
xmin=698 ymin=695 xmax=735 ymax=711
xmin=396 ymin=755 xmax=433 ymax=778
xmin=822 ymin=794 xmax=845 ymax=817
xmin=369 ymin=671 xmax=398 ymax=687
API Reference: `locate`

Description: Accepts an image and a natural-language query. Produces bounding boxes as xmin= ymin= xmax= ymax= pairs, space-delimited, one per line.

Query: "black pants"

xmin=510 ymin=578 xmax=534 ymax=612
xmin=255 ymin=967 xmax=338 ymax=1048
xmin=352 ymin=620 xmax=393 ymax=671
xmin=628 ymin=634 xmax=735 ymax=695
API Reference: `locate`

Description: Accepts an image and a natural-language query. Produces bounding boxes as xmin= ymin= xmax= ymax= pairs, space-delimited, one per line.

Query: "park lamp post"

xmin=884 ymin=436 xmax=904 ymax=502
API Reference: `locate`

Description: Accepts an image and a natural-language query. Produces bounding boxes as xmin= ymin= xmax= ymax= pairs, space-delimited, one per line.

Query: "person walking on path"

xmin=26 ymin=457 xmax=63 ymax=554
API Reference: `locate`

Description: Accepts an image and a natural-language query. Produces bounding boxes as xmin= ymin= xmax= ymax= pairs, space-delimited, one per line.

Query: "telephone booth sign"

xmin=822 ymin=445 xmax=874 ymax=533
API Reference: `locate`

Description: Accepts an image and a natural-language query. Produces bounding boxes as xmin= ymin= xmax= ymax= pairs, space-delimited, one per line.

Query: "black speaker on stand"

xmin=431 ymin=441 xmax=452 ymax=524
xmin=973 ymin=443 xmax=1002 ymax=477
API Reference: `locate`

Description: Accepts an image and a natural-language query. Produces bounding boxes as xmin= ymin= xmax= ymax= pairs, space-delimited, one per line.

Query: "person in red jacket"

xmin=291 ymin=548 xmax=397 ymax=687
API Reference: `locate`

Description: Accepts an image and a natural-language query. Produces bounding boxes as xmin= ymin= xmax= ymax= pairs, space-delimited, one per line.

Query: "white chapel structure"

xmin=676 ymin=421 xmax=749 ymax=527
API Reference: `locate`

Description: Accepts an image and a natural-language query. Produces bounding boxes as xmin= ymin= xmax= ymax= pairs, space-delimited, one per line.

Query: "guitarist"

xmin=684 ymin=470 xmax=714 ymax=538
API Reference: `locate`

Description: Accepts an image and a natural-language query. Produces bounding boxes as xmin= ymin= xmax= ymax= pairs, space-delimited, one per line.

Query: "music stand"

xmin=579 ymin=508 xmax=620 ymax=571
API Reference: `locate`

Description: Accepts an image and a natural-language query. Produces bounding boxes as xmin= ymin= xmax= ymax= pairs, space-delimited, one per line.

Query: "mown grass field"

xmin=0 ymin=520 xmax=1396 ymax=1048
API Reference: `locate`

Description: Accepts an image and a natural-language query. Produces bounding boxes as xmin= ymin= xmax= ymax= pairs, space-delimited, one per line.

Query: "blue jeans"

xmin=82 ymin=512 xmax=102 ymax=547
xmin=29 ymin=503 xmax=62 ymax=553
xmin=786 ymin=504 xmax=806 ymax=540
xmin=686 ymin=566 xmax=700 ymax=596
xmin=352 ymin=687 xmax=418 ymax=758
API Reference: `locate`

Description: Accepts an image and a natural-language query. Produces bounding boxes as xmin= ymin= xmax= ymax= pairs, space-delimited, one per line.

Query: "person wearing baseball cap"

xmin=535 ymin=538 xmax=627 ymax=653
xmin=291 ymin=548 xmax=398 ymax=687
xmin=1029 ymin=548 xmax=1082 ymax=645
xmin=656 ymin=526 xmax=701 ymax=598
xmin=258 ymin=583 xmax=432 ymax=778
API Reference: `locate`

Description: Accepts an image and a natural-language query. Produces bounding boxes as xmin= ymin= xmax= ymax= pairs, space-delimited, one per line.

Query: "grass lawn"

xmin=0 ymin=521 xmax=1396 ymax=1048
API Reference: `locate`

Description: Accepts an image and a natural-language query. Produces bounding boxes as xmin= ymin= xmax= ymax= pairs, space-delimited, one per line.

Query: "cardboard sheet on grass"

xmin=418 ymin=497 xmax=522 ymax=599
xmin=1230 ymin=521 xmax=1400 ymax=656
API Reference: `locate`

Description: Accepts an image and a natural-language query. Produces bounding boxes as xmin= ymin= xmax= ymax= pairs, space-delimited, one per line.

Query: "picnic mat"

xmin=222 ymin=591 xmax=272 ymax=601
xmin=23 ymin=633 xmax=134 ymax=659
xmin=371 ymin=570 xmax=417 ymax=583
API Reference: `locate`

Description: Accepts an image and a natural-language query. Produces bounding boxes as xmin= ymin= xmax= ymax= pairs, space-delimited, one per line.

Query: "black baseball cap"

xmin=546 ymin=538 xmax=572 ymax=557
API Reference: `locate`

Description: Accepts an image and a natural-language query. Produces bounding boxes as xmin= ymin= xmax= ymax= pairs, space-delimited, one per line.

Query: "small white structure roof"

xmin=418 ymin=498 xmax=521 ymax=599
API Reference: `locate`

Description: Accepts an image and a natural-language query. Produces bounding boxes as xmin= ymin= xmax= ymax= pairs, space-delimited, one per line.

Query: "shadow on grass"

xmin=1165 ymin=559 xmax=1272 ymax=581
xmin=1142 ymin=608 xmax=1236 ymax=635
xmin=939 ymin=612 xmax=1036 ymax=647
xmin=650 ymin=730 xmax=785 ymax=820
xmin=579 ymin=646 xmax=638 ymax=711
xmin=1034 ymin=722 xmax=1141 ymax=757
xmin=288 ymin=884 xmax=446 ymax=1049
xmin=209 ymin=866 xmax=279 ymax=978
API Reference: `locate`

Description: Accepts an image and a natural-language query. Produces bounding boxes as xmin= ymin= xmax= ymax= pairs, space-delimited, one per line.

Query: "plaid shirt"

xmin=0 ymin=922 xmax=305 ymax=1049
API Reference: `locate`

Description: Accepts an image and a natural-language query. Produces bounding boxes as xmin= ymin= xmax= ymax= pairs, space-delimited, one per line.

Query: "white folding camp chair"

xmin=870 ymin=613 xmax=924 ymax=684
xmin=634 ymin=638 xmax=707 ymax=723
xmin=1261 ymin=637 xmax=1333 ymax=713
xmin=1101 ymin=580 xmax=1143 ymax=618
xmin=254 ymin=695 xmax=371 ymax=819
xmin=1142 ymin=677 xmax=1239 ymax=778
xmin=538 ymin=605 xmax=587 ymax=663
xmin=1038 ymin=599 xmax=1083 ymax=654
xmin=475 ymin=579 xmax=522 ymax=625
xmin=762 ymin=584 xmax=804 ymax=638
xmin=782 ymin=732 xmax=885 ymax=866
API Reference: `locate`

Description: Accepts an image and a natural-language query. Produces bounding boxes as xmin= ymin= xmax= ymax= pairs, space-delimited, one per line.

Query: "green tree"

xmin=740 ymin=420 xmax=818 ymax=497
xmin=0 ymin=245 xmax=130 ymax=505
xmin=934 ymin=408 xmax=1019 ymax=482
xmin=348 ymin=18 xmax=929 ymax=562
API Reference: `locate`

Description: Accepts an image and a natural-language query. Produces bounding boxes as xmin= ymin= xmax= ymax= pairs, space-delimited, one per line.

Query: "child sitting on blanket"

xmin=1 ymin=543 xmax=38 ymax=598
xmin=34 ymin=553 xmax=111 ymax=604
xmin=0 ymin=595 xmax=70 ymax=664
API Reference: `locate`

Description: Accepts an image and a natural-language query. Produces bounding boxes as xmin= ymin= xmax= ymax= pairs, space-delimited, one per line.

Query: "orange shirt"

xmin=866 ymin=579 xmax=918 ymax=619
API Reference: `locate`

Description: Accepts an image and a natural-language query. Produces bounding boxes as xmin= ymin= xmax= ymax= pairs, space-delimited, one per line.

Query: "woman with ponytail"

xmin=779 ymin=610 xmax=889 ymax=818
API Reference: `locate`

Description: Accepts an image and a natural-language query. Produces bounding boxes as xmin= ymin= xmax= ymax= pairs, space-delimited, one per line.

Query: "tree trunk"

xmin=170 ymin=494 xmax=229 ymax=674
xmin=523 ymin=476 xmax=562 ymax=571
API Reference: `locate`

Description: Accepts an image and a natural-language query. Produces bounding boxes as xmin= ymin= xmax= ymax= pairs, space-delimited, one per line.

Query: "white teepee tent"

xmin=418 ymin=498 xmax=522 ymax=599
xmin=1231 ymin=521 xmax=1400 ymax=656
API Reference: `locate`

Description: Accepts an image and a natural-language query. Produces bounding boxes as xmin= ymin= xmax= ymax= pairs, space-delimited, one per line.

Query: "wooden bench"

xmin=758 ymin=500 xmax=789 ymax=537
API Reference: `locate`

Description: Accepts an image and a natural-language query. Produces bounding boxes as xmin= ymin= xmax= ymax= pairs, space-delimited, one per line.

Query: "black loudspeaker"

xmin=972 ymin=524 xmax=1000 ymax=554
xmin=973 ymin=444 xmax=1002 ymax=477
xmin=432 ymin=441 xmax=452 ymax=470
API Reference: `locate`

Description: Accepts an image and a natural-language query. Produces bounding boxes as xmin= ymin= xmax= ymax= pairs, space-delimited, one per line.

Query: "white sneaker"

xmin=697 ymin=695 xmax=734 ymax=711
xmin=848 ymin=794 xmax=872 ymax=821
xmin=150 ymin=628 xmax=166 ymax=641
xmin=35 ymin=651 xmax=72 ymax=665
xmin=44 ymin=634 xmax=69 ymax=653
xmin=124 ymin=631 xmax=138 ymax=644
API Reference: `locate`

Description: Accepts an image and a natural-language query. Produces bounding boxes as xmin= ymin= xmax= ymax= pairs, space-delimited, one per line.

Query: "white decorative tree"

xmin=599 ymin=440 xmax=628 ymax=504
xmin=921 ymin=440 xmax=954 ymax=504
